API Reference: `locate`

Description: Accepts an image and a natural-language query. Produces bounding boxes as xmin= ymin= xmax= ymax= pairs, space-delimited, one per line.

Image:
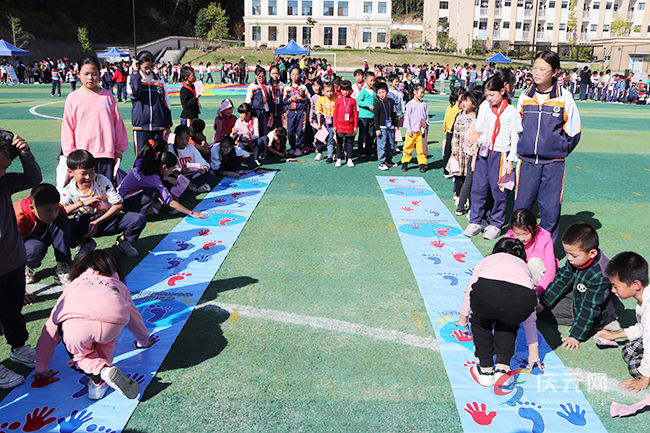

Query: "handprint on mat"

xmin=407 ymin=223 xmax=422 ymax=231
xmin=167 ymin=273 xmax=192 ymax=287
xmin=23 ymin=407 xmax=57 ymax=432
xmin=165 ymin=258 xmax=183 ymax=270
xmin=556 ymin=403 xmax=587 ymax=426
xmin=464 ymin=402 xmax=497 ymax=426
xmin=202 ymin=240 xmax=222 ymax=250
xmin=439 ymin=272 xmax=459 ymax=286
xmin=431 ymin=241 xmax=445 ymax=248
xmin=435 ymin=227 xmax=451 ymax=236
xmin=219 ymin=218 xmax=236 ymax=226
xmin=198 ymin=229 xmax=212 ymax=236
xmin=388 ymin=178 xmax=398 ymax=183
xmin=57 ymin=409 xmax=94 ymax=433
xmin=451 ymin=329 xmax=473 ymax=342
xmin=411 ymin=200 xmax=421 ymax=206
xmin=422 ymin=254 xmax=441 ymax=265
xmin=453 ymin=252 xmax=467 ymax=263
xmin=173 ymin=240 xmax=191 ymax=251
xmin=0 ymin=421 xmax=22 ymax=431
xmin=31 ymin=370 xmax=60 ymax=388
xmin=401 ymin=206 xmax=414 ymax=211
xmin=194 ymin=254 xmax=211 ymax=263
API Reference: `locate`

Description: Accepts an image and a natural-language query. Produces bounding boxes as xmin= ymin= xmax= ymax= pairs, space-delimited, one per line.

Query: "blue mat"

xmin=0 ymin=171 xmax=275 ymax=433
xmin=377 ymin=176 xmax=607 ymax=433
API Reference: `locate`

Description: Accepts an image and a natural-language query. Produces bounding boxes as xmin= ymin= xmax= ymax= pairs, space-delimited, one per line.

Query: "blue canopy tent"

xmin=486 ymin=52 xmax=512 ymax=63
xmin=0 ymin=39 xmax=29 ymax=56
xmin=98 ymin=47 xmax=130 ymax=58
xmin=274 ymin=40 xmax=309 ymax=56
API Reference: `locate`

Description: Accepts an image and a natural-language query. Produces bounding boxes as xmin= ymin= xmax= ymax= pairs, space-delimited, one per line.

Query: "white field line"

xmin=28 ymin=101 xmax=64 ymax=120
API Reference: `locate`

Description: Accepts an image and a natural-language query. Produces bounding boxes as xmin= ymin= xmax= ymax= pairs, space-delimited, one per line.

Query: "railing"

xmin=495 ymin=8 xmax=502 ymax=17
xmin=493 ymin=30 xmax=502 ymax=38
xmin=524 ymin=9 xmax=533 ymax=16
xmin=539 ymin=9 xmax=546 ymax=18
xmin=537 ymin=31 xmax=545 ymax=38
xmin=480 ymin=7 xmax=489 ymax=16
xmin=583 ymin=11 xmax=589 ymax=18
xmin=522 ymin=30 xmax=531 ymax=39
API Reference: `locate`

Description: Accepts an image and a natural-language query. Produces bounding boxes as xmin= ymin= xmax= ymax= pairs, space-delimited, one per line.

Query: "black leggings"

xmin=336 ymin=133 xmax=354 ymax=160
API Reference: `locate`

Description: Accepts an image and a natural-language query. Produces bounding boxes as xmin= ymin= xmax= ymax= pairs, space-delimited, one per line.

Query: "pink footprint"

xmin=402 ymin=206 xmax=414 ymax=211
xmin=167 ymin=273 xmax=192 ymax=287
xmin=219 ymin=218 xmax=236 ymax=226
xmin=388 ymin=178 xmax=397 ymax=183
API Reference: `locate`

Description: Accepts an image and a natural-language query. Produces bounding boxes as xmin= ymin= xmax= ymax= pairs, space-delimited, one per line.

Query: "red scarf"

xmin=257 ymin=80 xmax=268 ymax=104
xmin=490 ymin=98 xmax=509 ymax=151
xmin=182 ymin=82 xmax=198 ymax=98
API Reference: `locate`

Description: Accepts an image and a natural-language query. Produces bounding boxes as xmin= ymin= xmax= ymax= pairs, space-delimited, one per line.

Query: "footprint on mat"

xmin=86 ymin=425 xmax=113 ymax=432
xmin=517 ymin=401 xmax=545 ymax=433
xmin=438 ymin=272 xmax=459 ymax=286
xmin=422 ymin=254 xmax=442 ymax=265
xmin=167 ymin=272 xmax=191 ymax=287
xmin=146 ymin=305 xmax=172 ymax=323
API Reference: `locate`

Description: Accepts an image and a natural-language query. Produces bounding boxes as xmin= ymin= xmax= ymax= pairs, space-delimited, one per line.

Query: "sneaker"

xmin=453 ymin=195 xmax=460 ymax=206
xmin=100 ymin=366 xmax=139 ymax=399
xmin=75 ymin=239 xmax=97 ymax=260
xmin=346 ymin=159 xmax=355 ymax=167
xmin=463 ymin=223 xmax=483 ymax=237
xmin=335 ymin=159 xmax=342 ymax=167
xmin=325 ymin=157 xmax=333 ymax=164
xmin=25 ymin=266 xmax=36 ymax=284
xmin=10 ymin=345 xmax=36 ymax=368
xmin=401 ymin=163 xmax=408 ymax=172
xmin=314 ymin=152 xmax=323 ymax=161
xmin=455 ymin=207 xmax=468 ymax=216
xmin=419 ymin=164 xmax=427 ymax=173
xmin=116 ymin=237 xmax=139 ymax=258
xmin=195 ymin=183 xmax=211 ymax=193
xmin=378 ymin=163 xmax=389 ymax=171
xmin=53 ymin=262 xmax=72 ymax=286
xmin=483 ymin=225 xmax=502 ymax=240
xmin=0 ymin=365 xmax=24 ymax=389
xmin=88 ymin=380 xmax=109 ymax=400
xmin=388 ymin=161 xmax=399 ymax=167
xmin=469 ymin=364 xmax=494 ymax=387
xmin=494 ymin=365 xmax=514 ymax=387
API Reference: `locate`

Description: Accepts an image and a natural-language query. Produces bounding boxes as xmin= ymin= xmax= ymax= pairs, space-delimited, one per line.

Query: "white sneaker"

xmin=378 ymin=163 xmax=389 ymax=171
xmin=335 ymin=159 xmax=342 ymax=167
xmin=100 ymin=366 xmax=139 ymax=399
xmin=10 ymin=345 xmax=36 ymax=368
xmin=453 ymin=195 xmax=459 ymax=206
xmin=116 ymin=237 xmax=139 ymax=258
xmin=25 ymin=266 xmax=35 ymax=284
xmin=483 ymin=225 xmax=502 ymax=240
xmin=463 ymin=223 xmax=483 ymax=237
xmin=53 ymin=262 xmax=71 ymax=286
xmin=195 ymin=183 xmax=211 ymax=193
xmin=88 ymin=380 xmax=109 ymax=400
xmin=314 ymin=152 xmax=323 ymax=161
xmin=0 ymin=365 xmax=24 ymax=389
xmin=346 ymin=158 xmax=355 ymax=167
xmin=469 ymin=364 xmax=494 ymax=387
xmin=494 ymin=364 xmax=514 ymax=387
xmin=75 ymin=238 xmax=96 ymax=260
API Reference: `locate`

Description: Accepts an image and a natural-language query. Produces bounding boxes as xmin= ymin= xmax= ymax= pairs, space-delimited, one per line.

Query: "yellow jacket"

xmin=443 ymin=104 xmax=462 ymax=134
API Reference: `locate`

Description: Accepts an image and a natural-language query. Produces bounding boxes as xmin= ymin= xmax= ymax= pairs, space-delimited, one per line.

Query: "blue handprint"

xmin=194 ymin=254 xmax=211 ymax=263
xmin=72 ymin=375 xmax=90 ymax=398
xmin=424 ymin=209 xmax=440 ymax=216
xmin=126 ymin=372 xmax=146 ymax=384
xmin=58 ymin=409 xmax=93 ymax=433
xmin=464 ymin=268 xmax=474 ymax=276
xmin=556 ymin=403 xmax=587 ymax=426
xmin=174 ymin=240 xmax=191 ymax=251
xmin=165 ymin=257 xmax=183 ymax=269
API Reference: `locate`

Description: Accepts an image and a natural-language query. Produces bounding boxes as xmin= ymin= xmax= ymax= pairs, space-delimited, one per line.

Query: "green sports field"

xmin=0 ymin=84 xmax=649 ymax=432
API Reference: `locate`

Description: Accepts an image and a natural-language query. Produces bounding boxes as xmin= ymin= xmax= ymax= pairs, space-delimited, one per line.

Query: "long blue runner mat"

xmin=377 ymin=176 xmax=607 ymax=433
xmin=0 ymin=171 xmax=275 ymax=432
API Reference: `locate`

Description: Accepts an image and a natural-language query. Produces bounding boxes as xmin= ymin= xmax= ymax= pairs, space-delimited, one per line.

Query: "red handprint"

xmin=30 ymin=370 xmax=60 ymax=388
xmin=388 ymin=178 xmax=397 ymax=183
xmin=464 ymin=402 xmax=497 ymax=426
xmin=203 ymin=240 xmax=222 ymax=250
xmin=198 ymin=229 xmax=212 ymax=236
xmin=453 ymin=252 xmax=467 ymax=263
xmin=451 ymin=329 xmax=473 ymax=342
xmin=23 ymin=406 xmax=56 ymax=432
xmin=431 ymin=241 xmax=445 ymax=248
xmin=436 ymin=227 xmax=451 ymax=236
xmin=401 ymin=206 xmax=414 ymax=211
xmin=219 ymin=218 xmax=236 ymax=226
xmin=231 ymin=192 xmax=244 ymax=198
xmin=214 ymin=198 xmax=226 ymax=203
xmin=411 ymin=200 xmax=421 ymax=206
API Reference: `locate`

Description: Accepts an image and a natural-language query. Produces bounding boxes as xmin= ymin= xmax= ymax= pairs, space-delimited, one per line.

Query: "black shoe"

xmin=325 ymin=157 xmax=333 ymax=164
xmin=419 ymin=164 xmax=427 ymax=173
xmin=401 ymin=163 xmax=408 ymax=172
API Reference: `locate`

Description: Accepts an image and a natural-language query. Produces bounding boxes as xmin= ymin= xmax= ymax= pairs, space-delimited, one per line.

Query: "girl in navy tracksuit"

xmin=514 ymin=51 xmax=581 ymax=242
xmin=282 ymin=67 xmax=310 ymax=156
xmin=245 ymin=67 xmax=274 ymax=138
xmin=269 ymin=65 xmax=285 ymax=129
xmin=128 ymin=51 xmax=173 ymax=155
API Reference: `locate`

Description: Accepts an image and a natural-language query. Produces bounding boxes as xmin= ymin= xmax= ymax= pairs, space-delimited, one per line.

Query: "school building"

xmin=243 ymin=0 xmax=393 ymax=49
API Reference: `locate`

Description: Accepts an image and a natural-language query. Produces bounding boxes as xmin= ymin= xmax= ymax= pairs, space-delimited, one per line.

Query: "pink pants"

xmin=61 ymin=319 xmax=124 ymax=376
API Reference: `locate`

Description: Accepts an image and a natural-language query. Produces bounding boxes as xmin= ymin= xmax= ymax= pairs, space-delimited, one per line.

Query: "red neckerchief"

xmin=576 ymin=256 xmax=596 ymax=270
xmin=490 ymin=98 xmax=509 ymax=153
xmin=224 ymin=115 xmax=233 ymax=135
xmin=356 ymin=82 xmax=363 ymax=92
xmin=257 ymin=80 xmax=268 ymax=104
xmin=182 ymin=82 xmax=198 ymax=98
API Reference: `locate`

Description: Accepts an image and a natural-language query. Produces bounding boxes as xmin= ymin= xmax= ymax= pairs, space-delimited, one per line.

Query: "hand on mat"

xmin=34 ymin=369 xmax=57 ymax=380
xmin=24 ymin=292 xmax=38 ymax=305
xmin=135 ymin=334 xmax=160 ymax=349
xmin=527 ymin=358 xmax=544 ymax=372
xmin=620 ymin=376 xmax=650 ymax=392
xmin=561 ymin=336 xmax=580 ymax=350
xmin=190 ymin=211 xmax=208 ymax=219
xmin=454 ymin=316 xmax=469 ymax=328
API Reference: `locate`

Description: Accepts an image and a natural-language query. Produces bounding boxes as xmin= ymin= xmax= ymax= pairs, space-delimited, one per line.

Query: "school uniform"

xmin=50 ymin=68 xmax=61 ymax=96
xmin=373 ymin=97 xmax=397 ymax=165
xmin=113 ymin=68 xmax=127 ymax=102
xmin=231 ymin=117 xmax=265 ymax=162
xmin=213 ymin=114 xmax=237 ymax=143
xmin=269 ymin=81 xmax=285 ymax=129
xmin=117 ymin=163 xmax=175 ymax=215
xmin=265 ymin=129 xmax=286 ymax=155
xmin=245 ymin=81 xmax=274 ymax=137
xmin=282 ymin=83 xmax=310 ymax=154
xmin=210 ymin=144 xmax=259 ymax=174
xmin=180 ymin=82 xmax=200 ymax=126
xmin=129 ymin=71 xmax=173 ymax=155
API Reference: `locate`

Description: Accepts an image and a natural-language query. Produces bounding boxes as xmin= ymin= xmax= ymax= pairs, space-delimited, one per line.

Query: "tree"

xmin=390 ymin=32 xmax=408 ymax=49
xmin=195 ymin=2 xmax=229 ymax=42
xmin=436 ymin=17 xmax=456 ymax=52
xmin=77 ymin=26 xmax=93 ymax=55
xmin=567 ymin=0 xmax=577 ymax=41
xmin=7 ymin=15 xmax=34 ymax=48
xmin=610 ymin=13 xmax=633 ymax=36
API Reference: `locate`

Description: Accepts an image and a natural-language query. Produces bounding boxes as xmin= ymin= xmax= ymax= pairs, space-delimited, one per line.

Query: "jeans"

xmin=51 ymin=79 xmax=61 ymax=95
xmin=325 ymin=125 xmax=335 ymax=158
xmin=376 ymin=128 xmax=395 ymax=164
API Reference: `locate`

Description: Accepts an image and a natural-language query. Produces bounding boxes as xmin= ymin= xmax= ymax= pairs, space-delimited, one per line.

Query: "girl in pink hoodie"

xmin=35 ymin=251 xmax=157 ymax=400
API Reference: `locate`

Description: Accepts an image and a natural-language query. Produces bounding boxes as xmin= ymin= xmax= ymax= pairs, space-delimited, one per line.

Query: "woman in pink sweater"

xmin=35 ymin=251 xmax=157 ymax=400
xmin=505 ymin=208 xmax=558 ymax=296
xmin=60 ymin=56 xmax=129 ymax=185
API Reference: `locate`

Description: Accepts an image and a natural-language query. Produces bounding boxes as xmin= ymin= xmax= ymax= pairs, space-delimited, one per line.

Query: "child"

xmin=15 ymin=184 xmax=72 ymax=286
xmin=459 ymin=238 xmax=542 ymax=386
xmin=600 ymin=252 xmax=649 ymax=392
xmin=333 ymin=80 xmax=358 ymax=167
xmin=210 ymin=136 xmax=262 ymax=178
xmin=50 ymin=64 xmax=61 ymax=97
xmin=463 ymin=75 xmax=521 ymax=240
xmin=245 ymin=67 xmax=274 ymax=137
xmin=505 ymin=208 xmax=558 ymax=296
xmin=265 ymin=126 xmax=288 ymax=158
xmin=308 ymin=78 xmax=323 ymax=157
xmin=515 ymin=51 xmax=581 ymax=242
xmin=268 ymin=65 xmax=285 ymax=129
xmin=34 ymin=251 xmax=158 ymax=400
xmin=356 ymin=71 xmax=376 ymax=157
xmin=231 ymin=103 xmax=265 ymax=164
xmin=213 ymin=99 xmax=238 ymax=143
xmin=128 ymin=51 xmax=173 ymax=155
xmin=189 ymin=119 xmax=211 ymax=163
xmin=61 ymin=56 xmax=129 ymax=185
xmin=179 ymin=65 xmax=200 ymax=127
xmin=66 ymin=68 xmax=77 ymax=92
xmin=351 ymin=69 xmax=364 ymax=99
xmin=61 ymin=150 xmax=146 ymax=259
xmin=447 ymin=89 xmax=478 ymax=211
xmin=282 ymin=67 xmax=310 ymax=156
xmin=401 ymin=84 xmax=429 ymax=173
xmin=169 ymin=125 xmax=214 ymax=193
xmin=442 ymin=87 xmax=464 ymax=177
xmin=388 ymin=74 xmax=405 ymax=128
xmin=316 ymin=82 xmax=338 ymax=163
xmin=539 ymin=222 xmax=617 ymax=350
xmin=0 ymin=130 xmax=42 ymax=388
xmin=373 ymin=82 xmax=397 ymax=170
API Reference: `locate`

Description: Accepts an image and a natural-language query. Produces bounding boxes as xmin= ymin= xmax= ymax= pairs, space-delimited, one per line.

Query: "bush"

xmin=390 ymin=32 xmax=408 ymax=49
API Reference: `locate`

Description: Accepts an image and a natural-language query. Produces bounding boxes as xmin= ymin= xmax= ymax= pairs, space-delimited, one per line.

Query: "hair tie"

xmin=148 ymin=139 xmax=155 ymax=148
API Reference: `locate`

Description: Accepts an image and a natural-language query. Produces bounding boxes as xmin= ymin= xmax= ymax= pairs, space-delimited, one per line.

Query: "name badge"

xmin=479 ymin=143 xmax=489 ymax=157
xmin=385 ymin=119 xmax=393 ymax=128
xmin=344 ymin=114 xmax=350 ymax=121
xmin=325 ymin=116 xmax=333 ymax=125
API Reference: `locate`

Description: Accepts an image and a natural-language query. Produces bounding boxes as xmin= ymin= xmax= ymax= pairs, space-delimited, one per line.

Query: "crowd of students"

xmin=0 ymin=49 xmax=648 ymax=407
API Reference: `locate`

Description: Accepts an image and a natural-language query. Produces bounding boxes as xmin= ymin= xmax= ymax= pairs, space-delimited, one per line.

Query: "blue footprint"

xmin=146 ymin=305 xmax=171 ymax=323
xmin=422 ymin=254 xmax=442 ymax=265
xmin=86 ymin=425 xmax=114 ymax=432
xmin=438 ymin=272 xmax=459 ymax=286
xmin=517 ymin=401 xmax=545 ymax=433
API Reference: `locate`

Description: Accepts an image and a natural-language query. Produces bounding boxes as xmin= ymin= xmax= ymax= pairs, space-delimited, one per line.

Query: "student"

xmin=231 ymin=103 xmax=265 ymax=164
xmin=50 ymin=64 xmax=61 ymax=97
xmin=442 ymin=87 xmax=465 ymax=177
xmin=60 ymin=150 xmax=146 ymax=259
xmin=333 ymin=80 xmax=358 ymax=167
xmin=34 ymin=251 xmax=158 ymax=400
xmin=112 ymin=64 xmax=127 ymax=103
xmin=401 ymin=84 xmax=429 ymax=173
xmin=210 ymin=136 xmax=262 ymax=178
xmin=189 ymin=118 xmax=211 ymax=163
xmin=66 ymin=68 xmax=77 ymax=92
xmin=464 ymin=75 xmax=521 ymax=240
xmin=61 ymin=56 xmax=129 ymax=185
xmin=403 ymin=72 xmax=415 ymax=104
xmin=515 ymin=51 xmax=581 ymax=242
xmin=15 ymin=184 xmax=72 ymax=286
xmin=351 ymin=69 xmax=365 ymax=99
xmin=128 ymin=51 xmax=173 ymax=156
xmin=308 ymin=78 xmax=323 ymax=158
xmin=170 ymin=125 xmax=214 ymax=192
xmin=599 ymin=252 xmax=649 ymax=392
xmin=282 ymin=67 xmax=310 ymax=156
xmin=205 ymin=62 xmax=214 ymax=83
xmin=539 ymin=223 xmax=617 ymax=350
xmin=315 ymin=82 xmax=338 ymax=163
xmin=458 ymin=238 xmax=542 ymax=386
xmin=180 ymin=66 xmax=200 ymax=127
xmin=268 ymin=65 xmax=285 ymax=129
xmin=213 ymin=99 xmax=238 ymax=143
xmin=265 ymin=126 xmax=288 ymax=159
xmin=245 ymin=67 xmax=274 ymax=138
xmin=373 ymin=82 xmax=397 ymax=170
xmin=356 ymin=71 xmax=376 ymax=157
xmin=0 ymin=130 xmax=42 ymax=388
xmin=505 ymin=208 xmax=558 ymax=296
xmin=387 ymin=74 xmax=405 ymax=127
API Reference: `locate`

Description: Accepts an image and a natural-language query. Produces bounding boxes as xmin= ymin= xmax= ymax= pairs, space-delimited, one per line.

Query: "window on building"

xmin=647 ymin=24 xmax=650 ymax=32
xmin=603 ymin=24 xmax=610 ymax=31
xmin=363 ymin=27 xmax=372 ymax=43
xmin=377 ymin=27 xmax=387 ymax=43
xmin=549 ymin=1 xmax=556 ymax=8
xmin=590 ymin=24 xmax=597 ymax=31
xmin=268 ymin=0 xmax=277 ymax=15
xmin=561 ymin=1 xmax=568 ymax=8
xmin=252 ymin=0 xmax=261 ymax=15
xmin=516 ymin=21 xmax=522 ymax=29
xmin=559 ymin=23 xmax=566 ymax=30
xmin=378 ymin=2 xmax=387 ymax=13
xmin=288 ymin=26 xmax=297 ymax=42
xmin=302 ymin=1 xmax=313 ymax=15
xmin=302 ymin=26 xmax=312 ymax=45
xmin=606 ymin=2 xmax=612 ymax=9
xmin=479 ymin=20 xmax=487 ymax=29
xmin=324 ymin=26 xmax=333 ymax=45
xmin=440 ymin=1 xmax=449 ymax=9
xmin=503 ymin=21 xmax=510 ymax=28
xmin=338 ymin=1 xmax=348 ymax=15
xmin=474 ymin=20 xmax=478 ymax=27
xmin=324 ymin=1 xmax=334 ymax=15
xmin=517 ymin=0 xmax=524 ymax=6
xmin=364 ymin=1 xmax=373 ymax=13
xmin=288 ymin=1 xmax=298 ymax=15
xmin=338 ymin=27 xmax=347 ymax=45
xmin=547 ymin=23 xmax=554 ymax=30
xmin=593 ymin=2 xmax=600 ymax=9
xmin=252 ymin=26 xmax=261 ymax=41
xmin=505 ymin=0 xmax=512 ymax=6
xmin=639 ymin=2 xmax=646 ymax=10
xmin=476 ymin=0 xmax=480 ymax=6
xmin=268 ymin=26 xmax=277 ymax=41
xmin=614 ymin=3 xmax=619 ymax=11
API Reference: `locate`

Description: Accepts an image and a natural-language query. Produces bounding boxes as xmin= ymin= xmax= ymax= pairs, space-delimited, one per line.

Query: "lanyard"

xmin=342 ymin=97 xmax=350 ymax=114
xmin=380 ymin=99 xmax=389 ymax=120
xmin=257 ymin=80 xmax=268 ymax=104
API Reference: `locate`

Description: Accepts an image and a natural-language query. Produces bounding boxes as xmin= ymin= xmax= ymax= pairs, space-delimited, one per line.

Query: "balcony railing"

xmin=480 ymin=7 xmax=489 ymax=16
xmin=493 ymin=29 xmax=501 ymax=38
xmin=539 ymin=9 xmax=546 ymax=18
xmin=524 ymin=9 xmax=533 ymax=16
xmin=495 ymin=8 xmax=502 ymax=17
xmin=522 ymin=30 xmax=531 ymax=39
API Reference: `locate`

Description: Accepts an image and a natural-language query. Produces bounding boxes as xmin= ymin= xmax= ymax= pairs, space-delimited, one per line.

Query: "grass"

xmin=0 ymin=84 xmax=649 ymax=432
